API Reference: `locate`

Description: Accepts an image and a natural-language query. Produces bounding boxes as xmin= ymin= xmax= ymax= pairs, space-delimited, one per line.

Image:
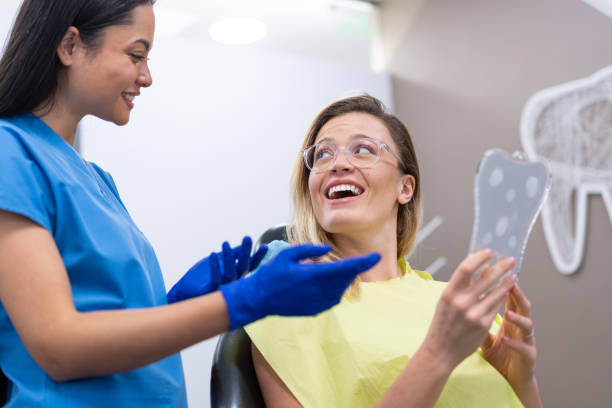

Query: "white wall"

xmin=81 ymin=36 xmax=391 ymax=407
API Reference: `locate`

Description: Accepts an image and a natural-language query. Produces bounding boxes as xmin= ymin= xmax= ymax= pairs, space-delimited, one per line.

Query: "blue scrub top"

xmin=0 ymin=114 xmax=187 ymax=407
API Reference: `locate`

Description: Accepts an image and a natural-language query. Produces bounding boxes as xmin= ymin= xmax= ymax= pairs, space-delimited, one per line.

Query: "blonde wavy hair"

xmin=287 ymin=94 xmax=421 ymax=296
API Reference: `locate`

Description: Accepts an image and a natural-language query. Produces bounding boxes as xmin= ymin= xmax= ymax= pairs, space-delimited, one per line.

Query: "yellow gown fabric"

xmin=245 ymin=241 xmax=523 ymax=408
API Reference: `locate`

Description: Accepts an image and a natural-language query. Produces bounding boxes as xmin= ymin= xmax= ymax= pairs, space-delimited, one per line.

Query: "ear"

xmin=397 ymin=174 xmax=415 ymax=205
xmin=56 ymin=26 xmax=81 ymax=67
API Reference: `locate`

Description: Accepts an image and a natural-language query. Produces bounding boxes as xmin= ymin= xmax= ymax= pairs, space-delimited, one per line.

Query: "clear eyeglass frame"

xmin=301 ymin=136 xmax=404 ymax=173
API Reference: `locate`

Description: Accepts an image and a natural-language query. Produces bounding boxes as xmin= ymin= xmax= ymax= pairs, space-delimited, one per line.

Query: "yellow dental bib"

xmin=245 ymin=246 xmax=523 ymax=408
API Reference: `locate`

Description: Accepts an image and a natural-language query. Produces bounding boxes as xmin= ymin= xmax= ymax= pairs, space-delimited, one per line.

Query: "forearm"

xmin=40 ymin=291 xmax=229 ymax=382
xmin=0 ymin=212 xmax=231 ymax=381
xmin=514 ymin=377 xmax=543 ymax=408
xmin=375 ymin=343 xmax=453 ymax=408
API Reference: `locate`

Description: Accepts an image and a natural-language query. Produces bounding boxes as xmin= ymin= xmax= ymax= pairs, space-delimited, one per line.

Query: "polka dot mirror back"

xmin=469 ymin=149 xmax=552 ymax=277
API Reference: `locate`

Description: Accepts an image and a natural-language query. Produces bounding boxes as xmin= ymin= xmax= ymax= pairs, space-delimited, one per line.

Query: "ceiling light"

xmin=330 ymin=0 xmax=375 ymax=14
xmin=209 ymin=17 xmax=267 ymax=45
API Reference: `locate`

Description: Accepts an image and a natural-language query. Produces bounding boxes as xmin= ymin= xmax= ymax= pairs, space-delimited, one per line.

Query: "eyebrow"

xmin=316 ymin=134 xmax=374 ymax=144
xmin=132 ymin=39 xmax=151 ymax=51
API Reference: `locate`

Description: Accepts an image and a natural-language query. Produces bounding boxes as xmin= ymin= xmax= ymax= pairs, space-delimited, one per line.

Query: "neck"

xmin=331 ymin=220 xmax=402 ymax=282
xmin=32 ymin=83 xmax=82 ymax=146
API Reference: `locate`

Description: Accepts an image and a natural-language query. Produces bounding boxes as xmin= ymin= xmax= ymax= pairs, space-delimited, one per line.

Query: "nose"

xmin=330 ymin=148 xmax=354 ymax=173
xmin=137 ymin=64 xmax=153 ymax=88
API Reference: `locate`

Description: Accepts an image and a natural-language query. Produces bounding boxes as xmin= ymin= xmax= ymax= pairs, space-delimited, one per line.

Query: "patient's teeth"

xmin=328 ymin=184 xmax=363 ymax=198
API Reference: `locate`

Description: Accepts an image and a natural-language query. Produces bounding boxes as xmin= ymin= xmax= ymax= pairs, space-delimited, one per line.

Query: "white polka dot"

xmin=482 ymin=232 xmax=492 ymax=245
xmin=526 ymin=176 xmax=539 ymax=198
xmin=496 ymin=216 xmax=509 ymax=237
xmin=489 ymin=168 xmax=504 ymax=187
xmin=506 ymin=188 xmax=516 ymax=202
xmin=508 ymin=235 xmax=517 ymax=249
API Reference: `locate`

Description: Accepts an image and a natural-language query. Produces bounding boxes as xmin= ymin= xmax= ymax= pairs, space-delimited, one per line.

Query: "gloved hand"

xmin=220 ymin=244 xmax=380 ymax=330
xmin=167 ymin=236 xmax=268 ymax=304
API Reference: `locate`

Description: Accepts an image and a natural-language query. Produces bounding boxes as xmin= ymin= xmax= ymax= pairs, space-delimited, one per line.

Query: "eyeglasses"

xmin=302 ymin=136 xmax=404 ymax=173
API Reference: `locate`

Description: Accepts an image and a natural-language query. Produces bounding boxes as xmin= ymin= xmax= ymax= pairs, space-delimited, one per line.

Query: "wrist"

xmin=513 ymin=376 xmax=542 ymax=408
xmin=413 ymin=340 xmax=456 ymax=379
xmin=419 ymin=332 xmax=464 ymax=374
xmin=219 ymin=275 xmax=264 ymax=330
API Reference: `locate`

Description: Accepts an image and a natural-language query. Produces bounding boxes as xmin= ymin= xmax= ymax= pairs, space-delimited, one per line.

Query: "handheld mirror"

xmin=469 ymin=149 xmax=552 ymax=278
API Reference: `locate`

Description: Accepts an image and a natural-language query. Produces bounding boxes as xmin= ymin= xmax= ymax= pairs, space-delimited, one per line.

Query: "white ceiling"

xmin=0 ymin=0 xmax=376 ymax=68
xmin=583 ymin=0 xmax=612 ymax=19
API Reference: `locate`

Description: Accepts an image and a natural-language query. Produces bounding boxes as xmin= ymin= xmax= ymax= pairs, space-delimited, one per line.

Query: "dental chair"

xmin=1 ymin=368 xmax=8 ymax=405
xmin=210 ymin=225 xmax=287 ymax=408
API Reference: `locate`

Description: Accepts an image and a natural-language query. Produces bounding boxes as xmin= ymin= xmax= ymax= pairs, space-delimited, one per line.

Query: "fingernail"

xmin=506 ymin=257 xmax=516 ymax=266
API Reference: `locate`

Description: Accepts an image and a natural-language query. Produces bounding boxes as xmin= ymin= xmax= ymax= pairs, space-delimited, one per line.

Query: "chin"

xmin=111 ymin=114 xmax=130 ymax=126
xmin=319 ymin=215 xmax=366 ymax=235
xmin=97 ymin=111 xmax=130 ymax=126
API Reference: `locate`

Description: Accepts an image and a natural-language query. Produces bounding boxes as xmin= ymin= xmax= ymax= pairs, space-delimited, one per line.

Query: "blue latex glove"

xmin=220 ymin=244 xmax=380 ymax=330
xmin=167 ymin=236 xmax=268 ymax=304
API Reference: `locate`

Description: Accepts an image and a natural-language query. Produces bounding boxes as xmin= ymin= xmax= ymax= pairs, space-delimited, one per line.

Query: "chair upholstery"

xmin=210 ymin=225 xmax=287 ymax=408
xmin=210 ymin=328 xmax=265 ymax=408
xmin=1 ymin=368 xmax=8 ymax=405
xmin=255 ymin=224 xmax=288 ymax=248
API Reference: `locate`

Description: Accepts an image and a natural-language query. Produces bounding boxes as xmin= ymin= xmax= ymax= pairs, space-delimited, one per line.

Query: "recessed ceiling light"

xmin=209 ymin=17 xmax=268 ymax=45
xmin=330 ymin=0 xmax=374 ymax=14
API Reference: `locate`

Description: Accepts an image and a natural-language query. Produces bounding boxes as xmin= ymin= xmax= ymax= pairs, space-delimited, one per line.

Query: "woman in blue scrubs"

xmin=0 ymin=1 xmax=379 ymax=406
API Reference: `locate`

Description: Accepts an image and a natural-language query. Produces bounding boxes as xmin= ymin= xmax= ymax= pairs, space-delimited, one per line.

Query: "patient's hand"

xmin=481 ymin=284 xmax=540 ymax=406
xmin=251 ymin=343 xmax=303 ymax=408
xmin=423 ymin=250 xmax=517 ymax=371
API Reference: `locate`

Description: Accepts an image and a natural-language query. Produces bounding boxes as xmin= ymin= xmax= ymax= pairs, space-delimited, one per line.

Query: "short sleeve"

xmin=0 ymin=128 xmax=55 ymax=232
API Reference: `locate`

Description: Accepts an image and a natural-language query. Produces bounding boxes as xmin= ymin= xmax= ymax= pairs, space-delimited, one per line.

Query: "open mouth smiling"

xmin=121 ymin=92 xmax=135 ymax=102
xmin=325 ymin=183 xmax=364 ymax=200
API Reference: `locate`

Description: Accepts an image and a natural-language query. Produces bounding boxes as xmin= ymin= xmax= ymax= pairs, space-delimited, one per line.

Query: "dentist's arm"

xmin=0 ymin=210 xmax=378 ymax=382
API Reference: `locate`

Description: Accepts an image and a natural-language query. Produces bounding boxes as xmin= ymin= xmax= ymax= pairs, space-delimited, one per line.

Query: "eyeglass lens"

xmin=306 ymin=138 xmax=380 ymax=171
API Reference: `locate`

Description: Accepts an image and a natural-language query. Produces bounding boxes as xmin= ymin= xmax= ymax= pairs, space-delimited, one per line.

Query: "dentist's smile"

xmin=121 ymin=92 xmax=137 ymax=109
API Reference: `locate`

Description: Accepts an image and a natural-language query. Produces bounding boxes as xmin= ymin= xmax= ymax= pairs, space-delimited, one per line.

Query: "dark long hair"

xmin=0 ymin=0 xmax=155 ymax=118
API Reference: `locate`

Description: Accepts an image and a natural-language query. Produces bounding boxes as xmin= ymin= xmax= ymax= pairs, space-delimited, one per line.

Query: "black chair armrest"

xmin=1 ymin=367 xmax=8 ymax=405
xmin=210 ymin=328 xmax=265 ymax=408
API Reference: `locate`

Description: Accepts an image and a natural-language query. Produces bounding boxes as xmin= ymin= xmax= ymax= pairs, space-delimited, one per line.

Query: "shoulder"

xmin=0 ymin=116 xmax=52 ymax=178
xmin=265 ymin=239 xmax=290 ymax=253
xmin=0 ymin=116 xmax=34 ymax=154
xmin=414 ymin=269 xmax=435 ymax=281
xmin=401 ymin=258 xmax=435 ymax=281
xmin=0 ymin=115 xmax=59 ymax=232
xmin=259 ymin=240 xmax=290 ymax=263
xmin=0 ymin=114 xmax=61 ymax=165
